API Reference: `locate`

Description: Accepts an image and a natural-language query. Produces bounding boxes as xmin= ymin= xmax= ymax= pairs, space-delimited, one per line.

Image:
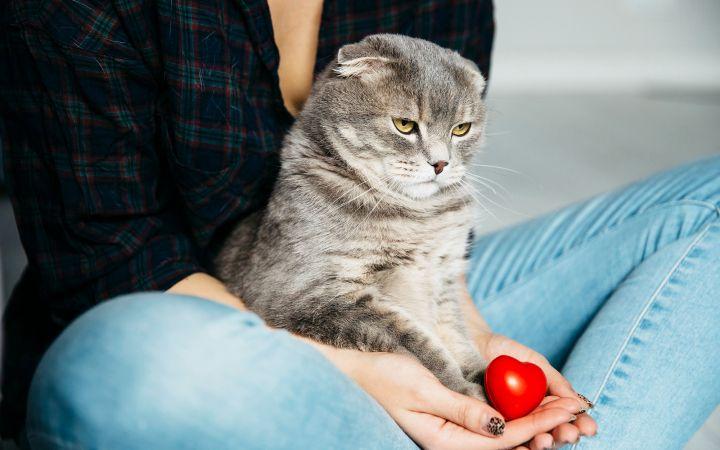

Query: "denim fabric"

xmin=26 ymin=294 xmax=416 ymax=450
xmin=26 ymin=156 xmax=720 ymax=449
xmin=468 ymin=156 xmax=720 ymax=449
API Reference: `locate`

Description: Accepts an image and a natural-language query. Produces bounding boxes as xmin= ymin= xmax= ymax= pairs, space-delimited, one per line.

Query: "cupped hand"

xmin=305 ymin=338 xmax=577 ymax=450
xmin=479 ymin=333 xmax=598 ymax=448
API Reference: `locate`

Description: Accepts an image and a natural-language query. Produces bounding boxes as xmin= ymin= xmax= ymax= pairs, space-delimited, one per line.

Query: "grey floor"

xmin=1 ymin=90 xmax=719 ymax=447
xmin=475 ymin=90 xmax=720 ymax=232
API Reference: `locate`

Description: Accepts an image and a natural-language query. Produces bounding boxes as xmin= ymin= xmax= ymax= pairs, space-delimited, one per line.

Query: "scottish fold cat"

xmin=216 ymin=34 xmax=489 ymax=399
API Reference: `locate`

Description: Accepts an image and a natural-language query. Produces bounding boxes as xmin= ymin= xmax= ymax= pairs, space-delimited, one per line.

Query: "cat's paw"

xmin=462 ymin=361 xmax=488 ymax=386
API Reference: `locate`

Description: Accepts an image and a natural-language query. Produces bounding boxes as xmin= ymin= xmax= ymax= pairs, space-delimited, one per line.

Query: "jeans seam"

xmin=477 ymin=199 xmax=720 ymax=307
xmin=568 ymin=221 xmax=713 ymax=450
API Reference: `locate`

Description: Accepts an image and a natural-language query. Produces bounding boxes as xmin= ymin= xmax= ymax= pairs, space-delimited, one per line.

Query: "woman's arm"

xmin=167 ymin=273 xmax=248 ymax=311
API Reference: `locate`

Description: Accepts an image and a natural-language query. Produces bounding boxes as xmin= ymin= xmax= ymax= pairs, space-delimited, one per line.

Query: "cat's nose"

xmin=431 ymin=160 xmax=448 ymax=175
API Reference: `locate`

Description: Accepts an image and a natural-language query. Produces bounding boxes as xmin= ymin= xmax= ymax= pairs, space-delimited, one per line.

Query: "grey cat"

xmin=215 ymin=34 xmax=489 ymax=399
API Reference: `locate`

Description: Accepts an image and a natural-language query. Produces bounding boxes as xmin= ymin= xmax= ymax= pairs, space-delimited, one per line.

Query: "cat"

xmin=215 ymin=34 xmax=489 ymax=399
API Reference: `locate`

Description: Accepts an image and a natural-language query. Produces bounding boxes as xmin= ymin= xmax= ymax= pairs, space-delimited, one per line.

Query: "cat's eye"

xmin=452 ymin=122 xmax=472 ymax=137
xmin=393 ymin=118 xmax=416 ymax=134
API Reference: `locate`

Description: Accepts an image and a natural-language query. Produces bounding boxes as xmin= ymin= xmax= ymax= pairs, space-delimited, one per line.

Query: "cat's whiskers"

xmin=318 ymin=190 xmax=371 ymax=232
xmin=318 ymin=165 xmax=397 ymax=219
xmin=322 ymin=174 xmax=400 ymax=236
xmin=340 ymin=175 xmax=398 ymax=236
xmin=482 ymin=130 xmax=510 ymax=137
xmin=449 ymin=183 xmax=470 ymax=211
xmin=460 ymin=179 xmax=529 ymax=219
xmin=467 ymin=161 xmax=519 ymax=172
xmin=326 ymin=181 xmax=375 ymax=211
xmin=465 ymin=181 xmax=523 ymax=216
xmin=464 ymin=172 xmax=511 ymax=198
xmin=463 ymin=173 xmax=499 ymax=196
xmin=466 ymin=161 xmax=533 ymax=182
xmin=351 ymin=194 xmax=383 ymax=235
xmin=316 ymin=182 xmax=378 ymax=236
xmin=384 ymin=174 xmax=440 ymax=216
xmin=458 ymin=180 xmax=500 ymax=223
xmin=463 ymin=174 xmax=513 ymax=206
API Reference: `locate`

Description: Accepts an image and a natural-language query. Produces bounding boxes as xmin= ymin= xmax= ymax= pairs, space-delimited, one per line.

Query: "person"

xmin=1 ymin=0 xmax=717 ymax=448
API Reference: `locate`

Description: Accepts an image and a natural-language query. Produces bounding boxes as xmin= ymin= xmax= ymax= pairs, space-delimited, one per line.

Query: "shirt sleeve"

xmin=1 ymin=6 xmax=204 ymax=309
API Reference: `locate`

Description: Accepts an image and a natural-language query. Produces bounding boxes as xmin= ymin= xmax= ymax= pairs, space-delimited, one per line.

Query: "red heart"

xmin=484 ymin=355 xmax=547 ymax=421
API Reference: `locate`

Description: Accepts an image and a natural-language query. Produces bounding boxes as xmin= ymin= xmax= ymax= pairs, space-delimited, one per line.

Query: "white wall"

xmin=490 ymin=0 xmax=720 ymax=92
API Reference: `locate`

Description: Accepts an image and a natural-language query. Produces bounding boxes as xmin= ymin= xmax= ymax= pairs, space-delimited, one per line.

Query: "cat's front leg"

xmin=434 ymin=287 xmax=489 ymax=399
xmin=269 ymin=287 xmax=482 ymax=397
xmin=366 ymin=297 xmax=484 ymax=399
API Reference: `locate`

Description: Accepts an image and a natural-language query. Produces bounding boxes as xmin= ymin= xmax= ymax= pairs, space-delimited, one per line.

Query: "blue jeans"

xmin=26 ymin=157 xmax=720 ymax=449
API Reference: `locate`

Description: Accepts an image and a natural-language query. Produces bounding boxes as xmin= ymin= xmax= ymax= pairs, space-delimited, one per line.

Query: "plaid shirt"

xmin=0 ymin=0 xmax=494 ymax=437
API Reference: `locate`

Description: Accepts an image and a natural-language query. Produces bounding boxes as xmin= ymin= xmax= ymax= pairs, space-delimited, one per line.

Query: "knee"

xmin=25 ymin=293 xmax=266 ymax=448
xmin=670 ymin=155 xmax=720 ymax=210
xmin=26 ymin=293 xmax=415 ymax=449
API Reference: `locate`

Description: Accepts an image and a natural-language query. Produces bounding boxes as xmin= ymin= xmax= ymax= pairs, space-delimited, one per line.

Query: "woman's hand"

xmin=304 ymin=339 xmax=578 ymax=450
xmin=478 ymin=333 xmax=598 ymax=448
xmin=458 ymin=278 xmax=598 ymax=448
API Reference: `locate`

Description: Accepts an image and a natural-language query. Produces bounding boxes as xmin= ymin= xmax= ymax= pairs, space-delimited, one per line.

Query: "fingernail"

xmin=486 ymin=416 xmax=505 ymax=436
xmin=569 ymin=414 xmax=578 ymax=422
xmin=577 ymin=407 xmax=587 ymax=414
xmin=578 ymin=392 xmax=594 ymax=409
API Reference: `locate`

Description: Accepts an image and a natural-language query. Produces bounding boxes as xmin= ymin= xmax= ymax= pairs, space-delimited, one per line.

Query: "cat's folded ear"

xmin=453 ymin=53 xmax=487 ymax=94
xmin=334 ymin=42 xmax=392 ymax=80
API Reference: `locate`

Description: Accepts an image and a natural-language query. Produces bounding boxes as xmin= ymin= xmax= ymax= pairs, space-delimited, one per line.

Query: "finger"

xmin=496 ymin=407 xmax=576 ymax=447
xmin=527 ymin=433 xmax=553 ymax=450
xmin=538 ymin=395 xmax=560 ymax=406
xmin=577 ymin=392 xmax=595 ymax=409
xmin=535 ymin=397 xmax=589 ymax=415
xmin=420 ymin=383 xmax=507 ymax=437
xmin=540 ymin=399 xmax=597 ymax=438
xmin=514 ymin=446 xmax=531 ymax=450
xmin=541 ymin=362 xmax=573 ymax=394
xmin=407 ymin=408 xmax=573 ymax=450
xmin=399 ymin=413 xmax=505 ymax=450
xmin=573 ymin=413 xmax=598 ymax=436
xmin=544 ymin=365 xmax=581 ymax=400
xmin=551 ymin=423 xmax=580 ymax=447
xmin=543 ymin=371 xmax=592 ymax=414
xmin=543 ymin=365 xmax=596 ymax=414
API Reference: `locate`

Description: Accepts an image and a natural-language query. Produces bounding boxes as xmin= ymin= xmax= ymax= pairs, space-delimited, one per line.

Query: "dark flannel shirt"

xmin=0 ymin=0 xmax=494 ymax=438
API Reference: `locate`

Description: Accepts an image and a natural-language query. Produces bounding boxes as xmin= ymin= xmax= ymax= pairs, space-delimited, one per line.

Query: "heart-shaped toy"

xmin=484 ymin=355 xmax=548 ymax=421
